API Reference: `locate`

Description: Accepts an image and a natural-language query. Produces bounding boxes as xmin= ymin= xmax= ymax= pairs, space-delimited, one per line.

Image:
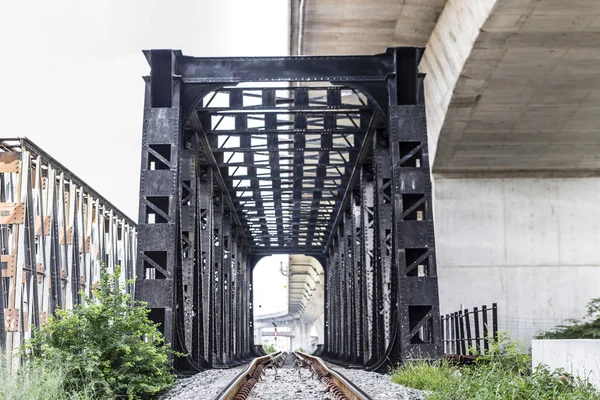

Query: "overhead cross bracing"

xmin=188 ymin=84 xmax=373 ymax=255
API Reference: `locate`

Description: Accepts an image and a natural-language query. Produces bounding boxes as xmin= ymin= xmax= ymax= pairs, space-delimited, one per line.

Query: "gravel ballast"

xmin=329 ymin=365 xmax=427 ymax=400
xmin=247 ymin=365 xmax=330 ymax=400
xmin=158 ymin=358 xmax=426 ymax=400
xmin=158 ymin=366 xmax=246 ymax=400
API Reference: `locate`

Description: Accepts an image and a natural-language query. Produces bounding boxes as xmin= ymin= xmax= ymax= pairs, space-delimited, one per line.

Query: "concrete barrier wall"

xmin=532 ymin=339 xmax=600 ymax=387
xmin=434 ymin=177 xmax=600 ymax=344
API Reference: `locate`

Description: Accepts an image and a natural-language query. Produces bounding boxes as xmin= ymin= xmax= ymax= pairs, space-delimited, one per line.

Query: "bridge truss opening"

xmin=253 ymin=255 xmax=325 ymax=353
xmin=136 ymin=48 xmax=442 ymax=373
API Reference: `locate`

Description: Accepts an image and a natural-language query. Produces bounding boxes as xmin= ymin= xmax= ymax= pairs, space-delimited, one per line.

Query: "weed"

xmin=392 ymin=335 xmax=599 ymax=399
xmin=262 ymin=344 xmax=277 ymax=354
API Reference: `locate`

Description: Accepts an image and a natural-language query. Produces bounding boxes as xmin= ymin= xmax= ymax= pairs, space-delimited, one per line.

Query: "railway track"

xmin=215 ymin=351 xmax=372 ymax=400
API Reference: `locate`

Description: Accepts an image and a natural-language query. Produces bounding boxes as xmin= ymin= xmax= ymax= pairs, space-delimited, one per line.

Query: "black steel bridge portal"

xmin=136 ymin=48 xmax=442 ymax=373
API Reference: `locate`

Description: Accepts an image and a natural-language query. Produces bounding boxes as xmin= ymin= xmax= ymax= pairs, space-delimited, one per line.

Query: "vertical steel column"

xmin=212 ymin=192 xmax=225 ymax=366
xmin=325 ymin=244 xmax=334 ymax=356
xmin=332 ymin=234 xmax=344 ymax=359
xmin=360 ymin=165 xmax=375 ymax=365
xmin=23 ymin=154 xmax=40 ymax=332
xmin=180 ymin=131 xmax=197 ymax=359
xmin=351 ymin=193 xmax=363 ymax=364
xmin=136 ymin=50 xmax=181 ymax=353
xmin=388 ymin=48 xmax=442 ymax=361
xmin=343 ymin=209 xmax=354 ymax=361
xmin=198 ymin=165 xmax=214 ymax=365
xmin=231 ymin=234 xmax=241 ymax=358
xmin=48 ymin=170 xmax=63 ymax=314
xmin=372 ymin=127 xmax=393 ymax=364
xmin=221 ymin=211 xmax=231 ymax=363
xmin=335 ymin=224 xmax=345 ymax=359
xmin=244 ymin=248 xmax=250 ymax=357
xmin=247 ymin=253 xmax=255 ymax=356
xmin=229 ymin=227 xmax=238 ymax=362
xmin=178 ymin=131 xmax=211 ymax=370
xmin=237 ymin=244 xmax=245 ymax=357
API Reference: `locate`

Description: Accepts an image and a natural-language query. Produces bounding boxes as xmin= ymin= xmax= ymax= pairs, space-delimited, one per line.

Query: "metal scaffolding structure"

xmin=0 ymin=138 xmax=137 ymax=369
xmin=137 ymin=48 xmax=443 ymax=372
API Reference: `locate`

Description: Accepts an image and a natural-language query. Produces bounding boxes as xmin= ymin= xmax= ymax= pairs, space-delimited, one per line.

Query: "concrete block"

xmin=532 ymin=339 xmax=600 ymax=388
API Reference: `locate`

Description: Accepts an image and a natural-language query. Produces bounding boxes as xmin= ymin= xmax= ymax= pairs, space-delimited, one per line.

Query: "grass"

xmin=263 ymin=343 xmax=277 ymax=354
xmin=0 ymin=356 xmax=91 ymax=400
xmin=391 ymin=358 xmax=455 ymax=391
xmin=391 ymin=336 xmax=599 ymax=400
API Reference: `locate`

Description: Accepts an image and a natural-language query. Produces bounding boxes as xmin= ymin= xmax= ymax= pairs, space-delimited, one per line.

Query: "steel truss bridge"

xmin=0 ymin=139 xmax=137 ymax=369
xmin=137 ymin=48 xmax=442 ymax=372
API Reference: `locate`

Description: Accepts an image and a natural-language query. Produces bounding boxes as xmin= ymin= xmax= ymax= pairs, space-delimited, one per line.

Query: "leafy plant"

xmin=262 ymin=344 xmax=277 ymax=354
xmin=537 ymin=297 xmax=600 ymax=339
xmin=24 ymin=265 xmax=175 ymax=399
xmin=294 ymin=347 xmax=307 ymax=354
xmin=392 ymin=335 xmax=598 ymax=400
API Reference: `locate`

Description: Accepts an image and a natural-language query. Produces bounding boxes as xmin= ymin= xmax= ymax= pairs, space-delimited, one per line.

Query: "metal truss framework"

xmin=0 ymin=139 xmax=137 ymax=370
xmin=136 ymin=48 xmax=442 ymax=372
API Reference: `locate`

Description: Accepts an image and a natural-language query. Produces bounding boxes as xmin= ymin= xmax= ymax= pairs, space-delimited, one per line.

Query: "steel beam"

xmin=166 ymin=53 xmax=395 ymax=83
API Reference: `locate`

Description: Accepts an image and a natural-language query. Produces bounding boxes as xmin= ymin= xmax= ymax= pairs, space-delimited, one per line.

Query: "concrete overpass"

xmin=254 ymin=255 xmax=324 ymax=351
xmin=291 ymin=0 xmax=600 ymax=343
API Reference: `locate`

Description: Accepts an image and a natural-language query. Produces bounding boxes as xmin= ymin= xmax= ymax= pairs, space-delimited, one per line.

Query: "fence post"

xmin=444 ymin=314 xmax=450 ymax=354
xmin=464 ymin=309 xmax=472 ymax=355
xmin=458 ymin=310 xmax=466 ymax=355
xmin=454 ymin=312 xmax=461 ymax=354
xmin=450 ymin=312 xmax=455 ymax=354
xmin=440 ymin=314 xmax=446 ymax=353
xmin=473 ymin=307 xmax=480 ymax=354
xmin=492 ymin=303 xmax=498 ymax=342
xmin=482 ymin=304 xmax=489 ymax=353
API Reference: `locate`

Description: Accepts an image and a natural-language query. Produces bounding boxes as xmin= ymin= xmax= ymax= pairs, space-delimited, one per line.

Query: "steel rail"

xmin=293 ymin=352 xmax=372 ymax=400
xmin=215 ymin=352 xmax=286 ymax=400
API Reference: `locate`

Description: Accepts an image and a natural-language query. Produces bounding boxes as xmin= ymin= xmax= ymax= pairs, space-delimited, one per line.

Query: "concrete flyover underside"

xmin=254 ymin=255 xmax=325 ymax=350
xmin=293 ymin=0 xmax=600 ymax=174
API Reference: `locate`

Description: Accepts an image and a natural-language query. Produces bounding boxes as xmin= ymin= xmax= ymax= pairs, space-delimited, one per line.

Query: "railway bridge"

xmin=135 ymin=48 xmax=441 ymax=372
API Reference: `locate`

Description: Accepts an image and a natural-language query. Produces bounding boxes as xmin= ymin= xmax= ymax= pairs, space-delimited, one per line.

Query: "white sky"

xmin=0 ymin=0 xmax=291 ymax=315
xmin=253 ymin=255 xmax=289 ymax=317
xmin=0 ymin=0 xmax=289 ymax=220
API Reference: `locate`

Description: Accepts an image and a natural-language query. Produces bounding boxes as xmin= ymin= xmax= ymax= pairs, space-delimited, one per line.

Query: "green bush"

xmin=392 ymin=335 xmax=599 ymax=400
xmin=262 ymin=344 xmax=277 ymax=354
xmin=537 ymin=297 xmax=600 ymax=339
xmin=24 ymin=266 xmax=175 ymax=399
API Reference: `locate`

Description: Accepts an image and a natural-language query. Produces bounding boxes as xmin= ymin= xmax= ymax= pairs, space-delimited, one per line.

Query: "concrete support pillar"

xmin=254 ymin=327 xmax=263 ymax=346
xmin=316 ymin=314 xmax=325 ymax=344
xmin=291 ymin=323 xmax=313 ymax=351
